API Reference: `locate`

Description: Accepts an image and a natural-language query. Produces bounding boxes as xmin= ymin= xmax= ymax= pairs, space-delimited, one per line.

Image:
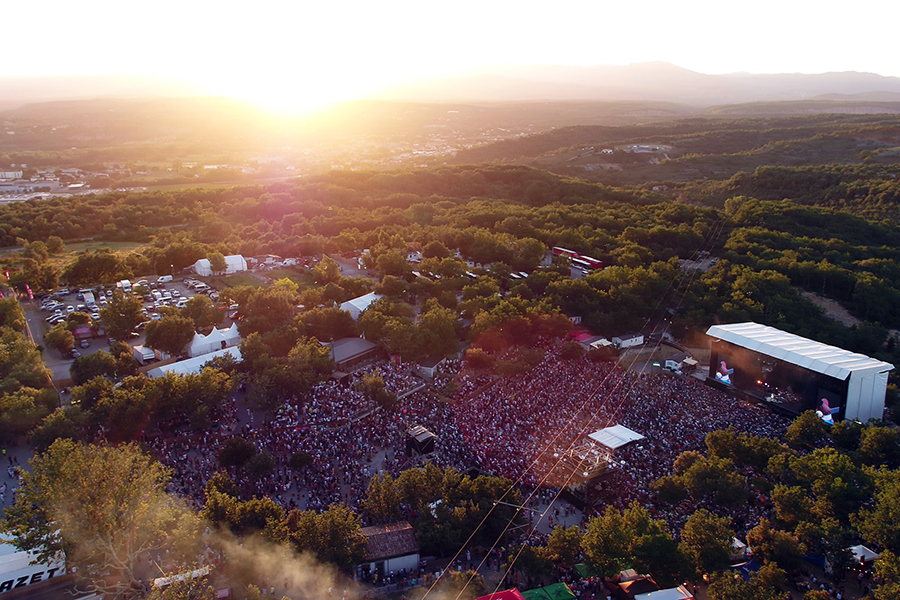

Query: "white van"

xmin=157 ymin=275 xmax=173 ymax=283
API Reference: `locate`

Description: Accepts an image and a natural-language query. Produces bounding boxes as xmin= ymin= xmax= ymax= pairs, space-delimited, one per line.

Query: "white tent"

xmin=588 ymin=425 xmax=645 ymax=450
xmin=148 ymin=347 xmax=242 ymax=378
xmin=707 ymin=322 xmax=894 ymax=422
xmin=193 ymin=255 xmax=248 ymax=277
xmin=848 ymin=544 xmax=880 ymax=563
xmin=340 ymin=292 xmax=382 ymax=320
xmin=193 ymin=259 xmax=212 ymax=277
xmin=224 ymin=254 xmax=248 ymax=273
xmin=188 ymin=323 xmax=240 ymax=358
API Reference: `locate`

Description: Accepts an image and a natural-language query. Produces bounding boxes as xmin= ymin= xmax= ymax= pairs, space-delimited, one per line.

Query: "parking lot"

xmin=27 ymin=276 xmax=226 ymax=383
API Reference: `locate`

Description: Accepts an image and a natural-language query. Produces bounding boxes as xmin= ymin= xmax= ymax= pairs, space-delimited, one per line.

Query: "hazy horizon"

xmin=6 ymin=0 xmax=900 ymax=114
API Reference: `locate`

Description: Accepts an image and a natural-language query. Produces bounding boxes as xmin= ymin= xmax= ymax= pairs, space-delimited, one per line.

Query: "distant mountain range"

xmin=3 ymin=63 xmax=900 ymax=115
xmin=378 ymin=62 xmax=900 ymax=106
xmin=0 ymin=75 xmax=203 ymax=112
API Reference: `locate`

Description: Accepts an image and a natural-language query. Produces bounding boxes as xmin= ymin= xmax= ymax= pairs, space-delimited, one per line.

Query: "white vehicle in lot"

xmin=65 ymin=306 xmax=75 ymax=314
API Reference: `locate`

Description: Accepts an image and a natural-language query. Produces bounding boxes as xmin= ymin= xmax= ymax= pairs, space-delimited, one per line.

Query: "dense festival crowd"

xmin=148 ymin=341 xmax=790 ymax=550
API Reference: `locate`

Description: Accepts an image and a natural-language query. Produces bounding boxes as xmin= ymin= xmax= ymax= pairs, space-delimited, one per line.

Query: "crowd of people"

xmin=147 ymin=340 xmax=791 ymax=548
xmin=448 ymin=345 xmax=789 ymax=535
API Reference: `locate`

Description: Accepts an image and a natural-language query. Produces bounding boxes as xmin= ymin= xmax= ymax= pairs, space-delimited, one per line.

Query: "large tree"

xmin=100 ymin=291 xmax=144 ymax=341
xmin=207 ymin=251 xmax=227 ymax=275
xmin=146 ymin=315 xmax=196 ymax=357
xmin=679 ymin=509 xmax=735 ymax=575
xmin=70 ymin=351 xmax=117 ymax=385
xmin=417 ymin=300 xmax=460 ymax=358
xmin=239 ymin=288 xmax=297 ymax=337
xmin=0 ymin=387 xmax=58 ymax=444
xmin=44 ymin=322 xmax=75 ymax=357
xmin=0 ymin=298 xmax=26 ymax=331
xmin=582 ymin=502 xmax=684 ymax=584
xmin=286 ymin=504 xmax=366 ymax=573
xmin=301 ymin=306 xmax=357 ymax=341
xmin=1 ymin=440 xmax=202 ymax=598
xmin=181 ymin=294 xmax=221 ymax=329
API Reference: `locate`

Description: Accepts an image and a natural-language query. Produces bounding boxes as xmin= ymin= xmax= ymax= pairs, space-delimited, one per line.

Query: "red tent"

xmin=476 ymin=590 xmax=526 ymax=600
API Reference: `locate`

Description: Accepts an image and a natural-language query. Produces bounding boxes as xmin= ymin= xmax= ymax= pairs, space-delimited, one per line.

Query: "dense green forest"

xmin=3 ymin=158 xmax=900 ymax=370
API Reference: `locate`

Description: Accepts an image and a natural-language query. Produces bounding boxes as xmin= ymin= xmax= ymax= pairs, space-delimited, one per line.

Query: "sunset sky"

xmin=8 ymin=0 xmax=899 ymax=113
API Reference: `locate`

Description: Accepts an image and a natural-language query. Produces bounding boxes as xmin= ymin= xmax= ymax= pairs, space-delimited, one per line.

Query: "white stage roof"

xmin=848 ymin=544 xmax=880 ymax=563
xmin=706 ymin=322 xmax=893 ymax=380
xmin=588 ymin=424 xmax=645 ymax=450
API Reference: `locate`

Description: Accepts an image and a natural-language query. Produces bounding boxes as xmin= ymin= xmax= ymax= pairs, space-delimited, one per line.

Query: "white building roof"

xmin=148 ymin=347 xmax=242 ymax=378
xmin=706 ymin=322 xmax=893 ymax=380
xmin=588 ymin=424 xmax=645 ymax=450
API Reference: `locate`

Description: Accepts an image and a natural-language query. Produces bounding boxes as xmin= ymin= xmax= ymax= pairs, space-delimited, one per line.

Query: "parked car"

xmin=69 ymin=349 xmax=81 ymax=358
xmin=80 ymin=339 xmax=90 ymax=348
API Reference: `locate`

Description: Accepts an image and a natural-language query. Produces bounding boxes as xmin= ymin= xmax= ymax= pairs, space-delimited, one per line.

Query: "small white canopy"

xmin=588 ymin=425 xmax=645 ymax=450
xmin=848 ymin=545 xmax=880 ymax=563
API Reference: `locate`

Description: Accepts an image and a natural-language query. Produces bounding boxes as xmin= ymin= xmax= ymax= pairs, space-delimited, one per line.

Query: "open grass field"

xmin=209 ymin=267 xmax=315 ymax=290
xmin=211 ymin=272 xmax=265 ymax=289
xmin=266 ymin=267 xmax=315 ymax=289
xmin=62 ymin=240 xmax=145 ymax=254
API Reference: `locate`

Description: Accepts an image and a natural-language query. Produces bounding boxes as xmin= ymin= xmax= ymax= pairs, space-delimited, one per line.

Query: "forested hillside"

xmin=3 ymin=159 xmax=900 ymax=370
xmin=451 ymin=114 xmax=900 ymax=197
